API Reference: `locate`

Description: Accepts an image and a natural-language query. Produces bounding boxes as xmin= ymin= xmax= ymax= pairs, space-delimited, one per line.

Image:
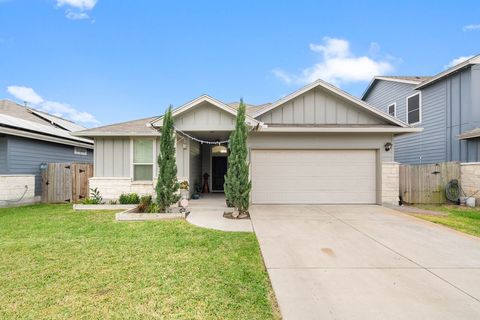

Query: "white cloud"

xmin=7 ymin=85 xmax=99 ymax=124
xmin=7 ymin=86 xmax=44 ymax=104
xmin=65 ymin=10 xmax=90 ymax=20
xmin=57 ymin=0 xmax=97 ymax=10
xmin=272 ymin=37 xmax=395 ymax=86
xmin=463 ymin=24 xmax=480 ymax=31
xmin=56 ymin=0 xmax=97 ymax=21
xmin=444 ymin=55 xmax=473 ymax=69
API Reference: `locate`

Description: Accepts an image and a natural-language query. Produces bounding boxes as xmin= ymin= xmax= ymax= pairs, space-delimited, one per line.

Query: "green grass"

xmin=0 ymin=204 xmax=279 ymax=319
xmin=413 ymin=205 xmax=480 ymax=237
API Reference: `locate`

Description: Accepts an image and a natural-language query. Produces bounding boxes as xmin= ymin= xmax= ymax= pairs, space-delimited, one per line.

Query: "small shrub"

xmin=108 ymin=199 xmax=118 ymax=205
xmin=137 ymin=195 xmax=152 ymax=213
xmin=81 ymin=198 xmax=99 ymax=204
xmin=119 ymin=193 xmax=140 ymax=204
xmin=148 ymin=203 xmax=159 ymax=213
xmin=81 ymin=187 xmax=102 ymax=204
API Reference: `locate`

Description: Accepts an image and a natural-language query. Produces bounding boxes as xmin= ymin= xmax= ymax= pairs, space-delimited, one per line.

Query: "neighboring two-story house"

xmin=362 ymin=55 xmax=480 ymax=164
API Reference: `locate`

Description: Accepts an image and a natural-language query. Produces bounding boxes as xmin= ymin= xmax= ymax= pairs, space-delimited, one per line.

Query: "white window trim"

xmin=387 ymin=103 xmax=396 ymax=117
xmin=74 ymin=146 xmax=88 ymax=156
xmin=406 ymin=92 xmax=422 ymax=125
xmin=131 ymin=138 xmax=155 ymax=182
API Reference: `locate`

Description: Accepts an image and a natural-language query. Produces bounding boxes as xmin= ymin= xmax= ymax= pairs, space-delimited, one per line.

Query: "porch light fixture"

xmin=212 ymin=145 xmax=228 ymax=154
xmin=384 ymin=142 xmax=393 ymax=152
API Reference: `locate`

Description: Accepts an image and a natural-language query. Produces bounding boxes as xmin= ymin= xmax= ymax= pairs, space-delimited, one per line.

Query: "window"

xmin=74 ymin=147 xmax=87 ymax=155
xmin=387 ymin=103 xmax=396 ymax=117
xmin=406 ymin=93 xmax=421 ymax=124
xmin=133 ymin=139 xmax=153 ymax=181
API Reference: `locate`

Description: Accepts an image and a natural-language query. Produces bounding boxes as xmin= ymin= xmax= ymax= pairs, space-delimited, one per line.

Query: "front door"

xmin=212 ymin=156 xmax=228 ymax=191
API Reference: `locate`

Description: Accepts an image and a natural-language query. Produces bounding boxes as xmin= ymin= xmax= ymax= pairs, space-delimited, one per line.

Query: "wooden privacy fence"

xmin=41 ymin=163 xmax=93 ymax=203
xmin=399 ymin=161 xmax=460 ymax=204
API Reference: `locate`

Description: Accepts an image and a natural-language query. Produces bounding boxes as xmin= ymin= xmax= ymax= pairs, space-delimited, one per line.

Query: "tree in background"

xmin=156 ymin=106 xmax=180 ymax=212
xmin=224 ymin=100 xmax=251 ymax=216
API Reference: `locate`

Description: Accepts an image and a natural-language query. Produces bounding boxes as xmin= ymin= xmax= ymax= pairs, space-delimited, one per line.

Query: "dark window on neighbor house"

xmin=388 ymin=103 xmax=396 ymax=117
xmin=407 ymin=93 xmax=421 ymax=124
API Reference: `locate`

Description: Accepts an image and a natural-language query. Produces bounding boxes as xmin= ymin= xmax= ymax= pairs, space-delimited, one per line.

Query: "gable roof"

xmin=72 ymin=116 xmax=160 ymax=137
xmin=0 ymin=99 xmax=93 ymax=147
xmin=150 ymin=95 xmax=261 ymax=127
xmin=361 ymin=76 xmax=432 ymax=100
xmin=227 ymin=101 xmax=271 ymax=116
xmin=416 ymin=54 xmax=480 ymax=89
xmin=254 ymin=79 xmax=411 ymax=128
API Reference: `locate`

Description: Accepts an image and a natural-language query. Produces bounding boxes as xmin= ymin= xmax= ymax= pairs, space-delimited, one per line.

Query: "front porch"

xmin=176 ymin=130 xmax=230 ymax=196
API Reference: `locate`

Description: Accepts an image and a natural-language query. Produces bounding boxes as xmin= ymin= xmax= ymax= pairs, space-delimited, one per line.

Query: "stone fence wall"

xmin=460 ymin=163 xmax=480 ymax=206
xmin=0 ymin=175 xmax=37 ymax=207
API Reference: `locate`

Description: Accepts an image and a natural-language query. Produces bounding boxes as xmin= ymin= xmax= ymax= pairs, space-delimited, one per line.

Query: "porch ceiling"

xmin=181 ymin=130 xmax=231 ymax=142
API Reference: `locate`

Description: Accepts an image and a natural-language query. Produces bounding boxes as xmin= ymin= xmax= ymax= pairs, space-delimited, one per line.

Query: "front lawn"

xmin=0 ymin=205 xmax=279 ymax=319
xmin=413 ymin=205 xmax=480 ymax=237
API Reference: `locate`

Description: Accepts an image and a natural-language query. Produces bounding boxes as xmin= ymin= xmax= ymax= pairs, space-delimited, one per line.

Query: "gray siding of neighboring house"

xmin=446 ymin=67 xmax=480 ymax=162
xmin=365 ymin=67 xmax=480 ymax=164
xmin=0 ymin=135 xmax=7 ymax=174
xmin=363 ymin=80 xmax=429 ymax=164
xmin=5 ymin=135 xmax=93 ymax=196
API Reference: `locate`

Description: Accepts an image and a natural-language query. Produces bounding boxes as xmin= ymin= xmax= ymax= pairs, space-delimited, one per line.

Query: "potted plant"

xmin=179 ymin=180 xmax=189 ymax=200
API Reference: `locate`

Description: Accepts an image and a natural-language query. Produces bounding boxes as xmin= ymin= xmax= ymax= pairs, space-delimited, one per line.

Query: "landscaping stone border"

xmin=73 ymin=204 xmax=136 ymax=211
xmin=115 ymin=207 xmax=186 ymax=221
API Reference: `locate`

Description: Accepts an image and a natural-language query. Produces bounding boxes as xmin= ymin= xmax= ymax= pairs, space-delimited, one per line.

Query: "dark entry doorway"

xmin=212 ymin=156 xmax=228 ymax=191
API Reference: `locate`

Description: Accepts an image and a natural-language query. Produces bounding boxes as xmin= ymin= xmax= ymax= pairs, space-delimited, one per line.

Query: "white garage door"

xmin=251 ymin=149 xmax=377 ymax=204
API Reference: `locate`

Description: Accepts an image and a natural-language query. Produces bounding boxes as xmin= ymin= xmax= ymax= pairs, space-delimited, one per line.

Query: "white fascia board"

xmin=374 ymin=76 xmax=423 ymax=85
xmin=257 ymin=126 xmax=423 ymax=133
xmin=150 ymin=95 xmax=260 ymax=127
xmin=0 ymin=126 xmax=94 ymax=148
xmin=416 ymin=55 xmax=480 ymax=89
xmin=71 ymin=131 xmax=161 ymax=137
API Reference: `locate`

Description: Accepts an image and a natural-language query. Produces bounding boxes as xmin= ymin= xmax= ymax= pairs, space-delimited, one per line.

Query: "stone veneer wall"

xmin=89 ymin=177 xmax=156 ymax=200
xmin=460 ymin=163 xmax=480 ymax=206
xmin=0 ymin=175 xmax=37 ymax=207
xmin=381 ymin=162 xmax=399 ymax=206
xmin=89 ymin=176 xmax=189 ymax=201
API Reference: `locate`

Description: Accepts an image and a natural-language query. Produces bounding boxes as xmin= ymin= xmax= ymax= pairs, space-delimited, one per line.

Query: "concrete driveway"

xmin=250 ymin=205 xmax=480 ymax=320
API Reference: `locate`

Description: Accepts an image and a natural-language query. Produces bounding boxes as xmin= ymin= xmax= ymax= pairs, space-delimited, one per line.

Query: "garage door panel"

xmin=253 ymin=178 xmax=376 ymax=192
xmin=253 ymin=165 xmax=376 ymax=178
xmin=251 ymin=149 xmax=377 ymax=204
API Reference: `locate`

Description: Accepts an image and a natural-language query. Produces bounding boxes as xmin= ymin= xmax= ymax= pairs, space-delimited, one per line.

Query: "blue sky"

xmin=1 ymin=0 xmax=479 ymax=127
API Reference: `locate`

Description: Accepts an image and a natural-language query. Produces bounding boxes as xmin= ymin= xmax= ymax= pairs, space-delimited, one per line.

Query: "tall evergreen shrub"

xmin=224 ymin=100 xmax=251 ymax=214
xmin=156 ymin=106 xmax=180 ymax=212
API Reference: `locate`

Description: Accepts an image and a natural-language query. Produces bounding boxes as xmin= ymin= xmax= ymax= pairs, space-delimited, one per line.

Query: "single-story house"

xmin=73 ymin=80 xmax=420 ymax=206
xmin=0 ymin=100 xmax=93 ymax=204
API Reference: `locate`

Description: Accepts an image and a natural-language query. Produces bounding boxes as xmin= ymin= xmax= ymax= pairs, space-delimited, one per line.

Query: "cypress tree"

xmin=224 ymin=126 xmax=236 ymax=207
xmin=156 ymin=106 xmax=180 ymax=212
xmin=224 ymin=100 xmax=251 ymax=215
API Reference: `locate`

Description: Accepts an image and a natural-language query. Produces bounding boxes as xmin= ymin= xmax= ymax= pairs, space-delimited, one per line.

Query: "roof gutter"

xmin=256 ymin=126 xmax=423 ymax=134
xmin=71 ymin=131 xmax=161 ymax=137
xmin=0 ymin=126 xmax=94 ymax=148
